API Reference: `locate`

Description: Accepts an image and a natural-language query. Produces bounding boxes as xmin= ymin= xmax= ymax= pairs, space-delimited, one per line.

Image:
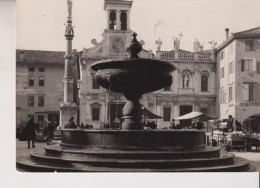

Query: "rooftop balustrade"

xmin=157 ymin=51 xmax=214 ymax=61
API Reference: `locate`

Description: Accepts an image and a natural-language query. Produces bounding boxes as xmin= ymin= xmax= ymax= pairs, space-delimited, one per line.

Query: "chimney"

xmin=225 ymin=28 xmax=229 ymax=40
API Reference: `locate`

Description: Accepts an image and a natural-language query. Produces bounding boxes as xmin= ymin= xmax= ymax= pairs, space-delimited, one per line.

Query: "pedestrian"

xmin=169 ymin=119 xmax=175 ymax=129
xmin=25 ymin=117 xmax=36 ymax=149
xmin=65 ymin=117 xmax=77 ymax=128
xmin=235 ymin=120 xmax=242 ymax=131
xmin=47 ymin=120 xmax=55 ymax=142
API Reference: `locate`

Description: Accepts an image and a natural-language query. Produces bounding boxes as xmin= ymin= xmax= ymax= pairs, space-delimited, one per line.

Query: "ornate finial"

xmin=126 ymin=32 xmax=142 ymax=58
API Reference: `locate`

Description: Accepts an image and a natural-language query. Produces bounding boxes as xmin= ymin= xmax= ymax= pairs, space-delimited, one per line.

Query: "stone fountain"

xmin=16 ymin=33 xmax=254 ymax=172
xmin=92 ymin=32 xmax=174 ymax=130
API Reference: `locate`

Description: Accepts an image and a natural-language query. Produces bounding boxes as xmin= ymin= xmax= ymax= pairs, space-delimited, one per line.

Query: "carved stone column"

xmin=59 ymin=0 xmax=78 ymax=129
xmin=127 ymin=11 xmax=130 ymax=30
xmin=116 ymin=10 xmax=121 ymax=30
xmin=107 ymin=10 xmax=111 ymax=30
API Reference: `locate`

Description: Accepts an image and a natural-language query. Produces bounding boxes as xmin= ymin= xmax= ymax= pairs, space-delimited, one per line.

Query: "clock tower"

xmin=103 ymin=0 xmax=133 ymax=57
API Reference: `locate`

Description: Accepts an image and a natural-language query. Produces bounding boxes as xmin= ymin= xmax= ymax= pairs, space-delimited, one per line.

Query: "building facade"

xmin=16 ymin=50 xmax=65 ymax=126
xmin=216 ymin=27 xmax=260 ymax=133
xmin=77 ymin=0 xmax=216 ymax=129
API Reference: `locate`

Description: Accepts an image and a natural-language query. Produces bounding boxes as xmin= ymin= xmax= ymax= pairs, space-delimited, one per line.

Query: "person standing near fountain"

xmin=65 ymin=117 xmax=77 ymax=128
xmin=25 ymin=117 xmax=36 ymax=149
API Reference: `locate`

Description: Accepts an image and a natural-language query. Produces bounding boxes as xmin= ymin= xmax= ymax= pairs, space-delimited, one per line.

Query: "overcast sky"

xmin=16 ymin=0 xmax=260 ymax=53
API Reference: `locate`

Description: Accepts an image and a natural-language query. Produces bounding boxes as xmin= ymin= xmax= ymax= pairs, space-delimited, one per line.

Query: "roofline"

xmin=104 ymin=0 xmax=133 ymax=10
xmin=16 ymin=49 xmax=65 ymax=53
xmin=16 ymin=61 xmax=64 ymax=66
xmin=233 ymin=26 xmax=260 ymax=36
xmin=215 ymin=34 xmax=260 ymax=53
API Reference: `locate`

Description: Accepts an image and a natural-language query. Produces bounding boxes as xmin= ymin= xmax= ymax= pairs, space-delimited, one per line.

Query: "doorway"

xmin=179 ymin=105 xmax=193 ymax=128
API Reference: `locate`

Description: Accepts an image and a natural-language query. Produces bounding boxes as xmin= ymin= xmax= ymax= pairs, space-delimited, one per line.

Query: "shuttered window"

xmin=243 ymin=83 xmax=254 ymax=101
xmin=163 ymin=108 xmax=171 ymax=121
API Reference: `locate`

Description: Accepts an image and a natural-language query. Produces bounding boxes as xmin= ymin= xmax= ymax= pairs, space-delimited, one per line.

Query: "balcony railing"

xmin=178 ymin=52 xmax=194 ymax=60
xmin=198 ymin=53 xmax=211 ymax=60
xmin=158 ymin=51 xmax=213 ymax=61
xmin=160 ymin=52 xmax=175 ymax=59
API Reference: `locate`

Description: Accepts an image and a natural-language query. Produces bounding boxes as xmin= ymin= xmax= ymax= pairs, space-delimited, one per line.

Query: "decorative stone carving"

xmin=110 ymin=36 xmax=125 ymax=53
xmin=65 ymin=23 xmax=74 ymax=36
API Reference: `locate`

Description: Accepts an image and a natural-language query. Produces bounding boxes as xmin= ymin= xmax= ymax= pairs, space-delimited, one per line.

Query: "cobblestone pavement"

xmin=16 ymin=139 xmax=260 ymax=172
xmin=230 ymin=151 xmax=260 ymax=171
xmin=16 ymin=139 xmax=59 ymax=162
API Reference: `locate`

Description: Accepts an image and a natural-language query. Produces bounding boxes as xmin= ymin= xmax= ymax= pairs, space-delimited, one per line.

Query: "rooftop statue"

xmin=156 ymin=39 xmax=162 ymax=51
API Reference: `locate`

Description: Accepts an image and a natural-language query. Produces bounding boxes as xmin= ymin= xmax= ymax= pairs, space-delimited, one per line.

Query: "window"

xmin=109 ymin=11 xmax=116 ymax=30
xmin=245 ymin=40 xmax=254 ymax=51
xmin=201 ymin=75 xmax=208 ymax=92
xmin=120 ymin=11 xmax=127 ymax=30
xmin=29 ymin=76 xmax=34 ymax=86
xmin=229 ymin=62 xmax=234 ymax=75
xmin=28 ymin=67 xmax=34 ymax=72
xmin=38 ymin=96 xmax=44 ymax=106
xmin=220 ymin=67 xmax=224 ymax=78
xmin=163 ymin=107 xmax=171 ymax=121
xmin=39 ymin=67 xmax=44 ymax=72
xmin=243 ymin=83 xmax=254 ymax=101
xmin=28 ymin=96 xmax=34 ymax=107
xmin=92 ymin=75 xmax=99 ymax=89
xmin=39 ymin=76 xmax=44 ymax=86
xmin=241 ymin=59 xmax=256 ymax=72
xmin=92 ymin=108 xmax=100 ymax=121
xmin=229 ymin=86 xmax=233 ymax=102
xmin=220 ymin=51 xmax=225 ymax=60
xmin=201 ymin=108 xmax=208 ymax=115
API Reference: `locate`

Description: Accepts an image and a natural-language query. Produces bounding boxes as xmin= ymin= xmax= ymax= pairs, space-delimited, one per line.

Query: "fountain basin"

xmin=60 ymin=129 xmax=206 ymax=150
xmin=91 ymin=58 xmax=175 ymax=95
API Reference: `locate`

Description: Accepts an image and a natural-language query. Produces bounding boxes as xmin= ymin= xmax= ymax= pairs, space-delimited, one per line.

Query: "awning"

xmin=175 ymin=111 xmax=215 ymax=121
xmin=142 ymin=107 xmax=163 ymax=119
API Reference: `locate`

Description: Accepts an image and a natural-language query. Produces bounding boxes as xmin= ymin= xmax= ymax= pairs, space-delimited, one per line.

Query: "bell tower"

xmin=103 ymin=0 xmax=133 ymax=57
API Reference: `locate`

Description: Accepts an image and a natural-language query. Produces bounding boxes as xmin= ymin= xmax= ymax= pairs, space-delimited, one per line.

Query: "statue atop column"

xmin=156 ymin=39 xmax=162 ymax=51
xmin=173 ymin=32 xmax=183 ymax=51
xmin=67 ymin=0 xmax=73 ymax=18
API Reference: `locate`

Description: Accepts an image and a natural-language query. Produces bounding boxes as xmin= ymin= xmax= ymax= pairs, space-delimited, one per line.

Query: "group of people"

xmin=23 ymin=117 xmax=57 ymax=149
xmin=144 ymin=121 xmax=157 ymax=129
xmin=223 ymin=115 xmax=243 ymax=133
xmin=169 ymin=119 xmax=182 ymax=129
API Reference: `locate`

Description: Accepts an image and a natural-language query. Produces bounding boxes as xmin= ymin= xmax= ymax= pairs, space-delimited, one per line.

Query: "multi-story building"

xmin=216 ymin=27 xmax=260 ymax=133
xmin=16 ymin=50 xmax=65 ymax=126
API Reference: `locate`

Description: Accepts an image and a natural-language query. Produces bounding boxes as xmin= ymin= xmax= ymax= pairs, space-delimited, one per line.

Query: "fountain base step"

xmin=16 ymin=145 xmax=255 ymax=172
xmin=16 ymin=130 xmax=255 ymax=172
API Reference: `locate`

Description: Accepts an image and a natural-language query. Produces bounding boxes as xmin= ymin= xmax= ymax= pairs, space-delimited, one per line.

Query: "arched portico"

xmin=242 ymin=114 xmax=260 ymax=134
